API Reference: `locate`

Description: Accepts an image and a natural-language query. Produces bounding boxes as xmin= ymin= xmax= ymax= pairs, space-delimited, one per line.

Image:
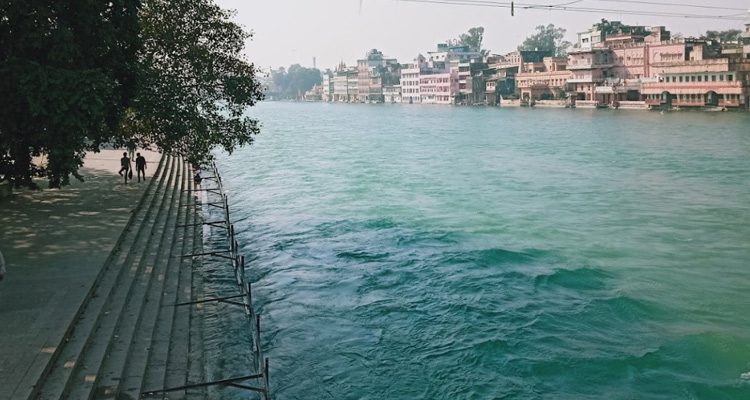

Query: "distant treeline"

xmin=269 ymin=65 xmax=323 ymax=100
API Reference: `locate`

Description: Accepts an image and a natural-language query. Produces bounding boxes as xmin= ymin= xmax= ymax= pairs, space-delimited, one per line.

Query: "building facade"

xmin=516 ymin=57 xmax=571 ymax=103
xmin=419 ymin=71 xmax=458 ymax=104
xmin=383 ymin=85 xmax=402 ymax=103
xmin=401 ymin=55 xmax=427 ymax=104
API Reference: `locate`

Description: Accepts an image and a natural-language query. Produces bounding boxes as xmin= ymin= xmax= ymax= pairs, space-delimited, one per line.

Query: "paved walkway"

xmin=0 ymin=149 xmax=160 ymax=400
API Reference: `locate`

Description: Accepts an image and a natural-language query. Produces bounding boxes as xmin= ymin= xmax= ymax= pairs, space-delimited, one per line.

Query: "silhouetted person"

xmin=127 ymin=140 xmax=136 ymax=160
xmin=118 ymin=152 xmax=132 ymax=183
xmin=135 ymin=153 xmax=147 ymax=182
xmin=193 ymin=172 xmax=202 ymax=186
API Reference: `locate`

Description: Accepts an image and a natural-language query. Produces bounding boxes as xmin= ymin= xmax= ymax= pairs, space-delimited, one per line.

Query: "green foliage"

xmin=121 ymin=0 xmax=264 ymax=168
xmin=705 ymin=29 xmax=743 ymax=43
xmin=518 ymin=24 xmax=572 ymax=57
xmin=458 ymin=27 xmax=488 ymax=56
xmin=0 ymin=0 xmax=262 ymax=187
xmin=594 ymin=19 xmax=649 ymax=37
xmin=271 ymin=64 xmax=322 ymax=99
xmin=0 ymin=0 xmax=140 ymax=188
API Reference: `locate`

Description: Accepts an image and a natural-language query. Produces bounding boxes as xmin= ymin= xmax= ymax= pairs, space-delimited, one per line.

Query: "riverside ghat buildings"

xmin=309 ymin=21 xmax=750 ymax=110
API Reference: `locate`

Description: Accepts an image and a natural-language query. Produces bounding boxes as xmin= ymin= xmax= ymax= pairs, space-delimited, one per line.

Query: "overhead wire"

xmin=587 ymin=0 xmax=747 ymax=12
xmin=397 ymin=0 xmax=750 ymax=20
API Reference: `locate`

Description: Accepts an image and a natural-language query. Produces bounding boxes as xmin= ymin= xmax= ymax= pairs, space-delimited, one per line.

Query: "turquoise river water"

xmin=208 ymin=102 xmax=750 ymax=399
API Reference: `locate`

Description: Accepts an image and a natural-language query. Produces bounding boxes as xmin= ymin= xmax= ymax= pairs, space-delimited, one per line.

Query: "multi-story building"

xmin=401 ymin=55 xmax=427 ymax=104
xmin=383 ymin=85 xmax=402 ymax=103
xmin=332 ymin=64 xmax=349 ymax=102
xmin=484 ymin=66 xmax=519 ymax=105
xmin=516 ymin=57 xmax=572 ymax=104
xmin=346 ymin=67 xmax=359 ymax=101
xmin=419 ymin=71 xmax=458 ymax=104
xmin=304 ymin=84 xmax=322 ymax=101
xmin=321 ymin=69 xmax=334 ymax=102
xmin=642 ymin=40 xmax=750 ymax=110
xmin=356 ymin=49 xmax=399 ymax=103
xmin=332 ymin=62 xmax=358 ymax=102
xmin=457 ymin=59 xmax=487 ymax=104
xmin=567 ymin=48 xmax=615 ymax=105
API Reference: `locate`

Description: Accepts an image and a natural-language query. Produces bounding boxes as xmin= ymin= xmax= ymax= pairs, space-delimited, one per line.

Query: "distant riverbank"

xmin=261 ymin=98 xmax=749 ymax=112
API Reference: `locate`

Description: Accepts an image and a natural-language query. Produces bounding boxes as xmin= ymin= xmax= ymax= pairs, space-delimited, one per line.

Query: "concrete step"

xmin=139 ymin=162 xmax=199 ymax=399
xmin=185 ymin=164 xmax=207 ymax=398
xmin=163 ymin=164 xmax=200 ymax=399
xmin=31 ymin=155 xmax=172 ymax=400
xmin=63 ymin=156 xmax=180 ymax=399
xmin=92 ymin=157 xmax=187 ymax=399
xmin=118 ymin=157 xmax=190 ymax=399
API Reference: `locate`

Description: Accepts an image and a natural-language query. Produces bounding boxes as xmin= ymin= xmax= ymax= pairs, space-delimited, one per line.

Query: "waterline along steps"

xmin=29 ymin=155 xmax=203 ymax=399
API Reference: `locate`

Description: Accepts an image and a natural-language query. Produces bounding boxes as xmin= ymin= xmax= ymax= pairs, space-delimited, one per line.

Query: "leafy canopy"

xmin=705 ymin=29 xmax=743 ymax=43
xmin=458 ymin=27 xmax=488 ymax=56
xmin=0 ymin=0 xmax=263 ymax=188
xmin=518 ymin=24 xmax=572 ymax=57
xmin=0 ymin=0 xmax=140 ymax=188
xmin=124 ymin=0 xmax=264 ymax=167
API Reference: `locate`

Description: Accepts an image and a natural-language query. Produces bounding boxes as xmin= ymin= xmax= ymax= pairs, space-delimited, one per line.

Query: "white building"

xmin=383 ymin=85 xmax=402 ymax=103
xmin=321 ymin=69 xmax=333 ymax=102
xmin=401 ymin=55 xmax=426 ymax=104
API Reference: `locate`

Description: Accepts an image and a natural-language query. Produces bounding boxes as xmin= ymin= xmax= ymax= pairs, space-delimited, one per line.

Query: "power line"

xmin=397 ymin=0 xmax=750 ymax=20
xmin=588 ymin=0 xmax=747 ymax=12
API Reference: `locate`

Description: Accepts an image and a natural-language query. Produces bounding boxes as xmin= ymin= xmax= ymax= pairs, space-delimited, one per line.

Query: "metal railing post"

xmin=255 ymin=314 xmax=261 ymax=362
xmin=186 ymin=162 xmax=270 ymax=399
xmin=264 ymin=357 xmax=270 ymax=400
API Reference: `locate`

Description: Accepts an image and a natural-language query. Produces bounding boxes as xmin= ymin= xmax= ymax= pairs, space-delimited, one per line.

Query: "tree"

xmin=271 ymin=64 xmax=322 ymax=99
xmin=124 ymin=0 xmax=264 ymax=167
xmin=705 ymin=29 xmax=743 ymax=43
xmin=458 ymin=27 xmax=489 ymax=56
xmin=0 ymin=0 xmax=140 ymax=188
xmin=518 ymin=24 xmax=572 ymax=57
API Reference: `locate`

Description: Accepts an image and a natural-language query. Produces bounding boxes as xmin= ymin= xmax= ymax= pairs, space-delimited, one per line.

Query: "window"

xmin=712 ymin=75 xmax=716 ymax=81
xmin=719 ymin=75 xmax=724 ymax=81
xmin=704 ymin=76 xmax=708 ymax=81
xmin=691 ymin=76 xmax=696 ymax=82
xmin=679 ymin=76 xmax=684 ymax=82
xmin=698 ymin=76 xmax=702 ymax=82
xmin=728 ymin=74 xmax=733 ymax=81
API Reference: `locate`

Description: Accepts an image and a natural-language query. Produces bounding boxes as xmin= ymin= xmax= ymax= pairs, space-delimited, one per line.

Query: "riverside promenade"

xmin=0 ymin=149 xmax=201 ymax=399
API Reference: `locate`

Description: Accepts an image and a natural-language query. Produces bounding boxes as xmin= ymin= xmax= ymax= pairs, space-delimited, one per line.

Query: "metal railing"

xmin=145 ymin=162 xmax=270 ymax=399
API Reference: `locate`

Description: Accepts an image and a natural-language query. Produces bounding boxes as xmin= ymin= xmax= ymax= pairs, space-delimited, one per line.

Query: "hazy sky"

xmin=216 ymin=0 xmax=750 ymax=70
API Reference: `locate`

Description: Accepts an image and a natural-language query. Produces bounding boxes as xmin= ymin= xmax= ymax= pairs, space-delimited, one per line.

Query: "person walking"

xmin=118 ymin=152 xmax=132 ymax=183
xmin=135 ymin=153 xmax=147 ymax=182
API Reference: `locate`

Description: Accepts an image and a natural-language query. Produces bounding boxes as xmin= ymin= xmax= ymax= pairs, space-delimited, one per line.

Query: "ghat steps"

xmin=30 ymin=155 xmax=205 ymax=400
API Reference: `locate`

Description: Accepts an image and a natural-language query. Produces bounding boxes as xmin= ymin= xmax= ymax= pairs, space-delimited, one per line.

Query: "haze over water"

xmin=212 ymin=102 xmax=750 ymax=399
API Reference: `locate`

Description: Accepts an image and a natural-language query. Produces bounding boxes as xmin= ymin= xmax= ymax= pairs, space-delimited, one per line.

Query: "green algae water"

xmin=211 ymin=102 xmax=750 ymax=399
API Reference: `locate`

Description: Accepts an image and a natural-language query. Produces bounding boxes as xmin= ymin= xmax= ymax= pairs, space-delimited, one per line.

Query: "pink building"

xmin=516 ymin=57 xmax=571 ymax=103
xmin=564 ymin=22 xmax=750 ymax=110
xmin=419 ymin=72 xmax=458 ymax=104
xmin=642 ymin=55 xmax=750 ymax=109
xmin=568 ymin=48 xmax=615 ymax=105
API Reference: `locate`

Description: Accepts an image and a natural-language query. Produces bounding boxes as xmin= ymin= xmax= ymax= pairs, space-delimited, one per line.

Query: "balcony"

xmin=641 ymin=80 xmax=745 ymax=94
xmin=567 ymin=63 xmax=613 ymax=70
xmin=567 ymin=76 xmax=602 ymax=83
